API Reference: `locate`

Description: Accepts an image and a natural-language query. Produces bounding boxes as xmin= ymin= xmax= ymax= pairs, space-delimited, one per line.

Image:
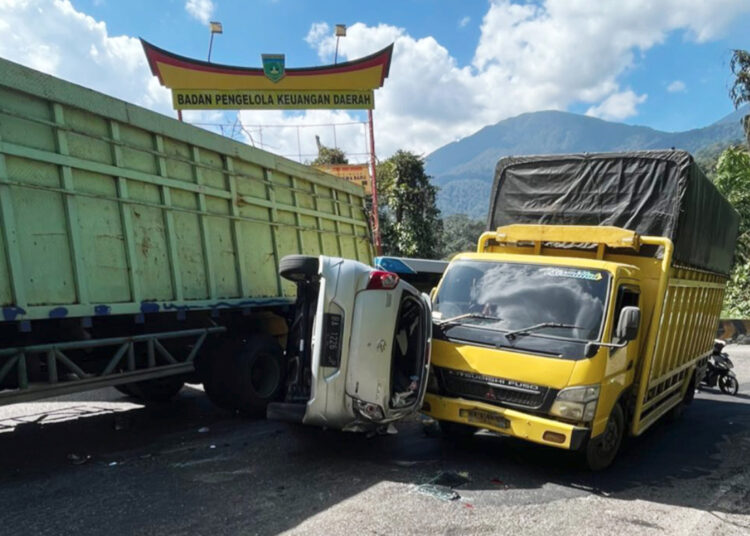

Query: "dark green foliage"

xmin=377 ymin=151 xmax=443 ymax=258
xmin=714 ymin=146 xmax=750 ymax=316
xmin=440 ymin=214 xmax=485 ymax=258
xmin=311 ymin=145 xmax=348 ymax=165
xmin=694 ymin=142 xmax=727 ymax=180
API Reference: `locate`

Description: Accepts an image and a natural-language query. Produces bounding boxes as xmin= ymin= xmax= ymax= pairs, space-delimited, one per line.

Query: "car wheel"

xmin=584 ymin=403 xmax=624 ymax=471
xmin=279 ymin=255 xmax=319 ymax=282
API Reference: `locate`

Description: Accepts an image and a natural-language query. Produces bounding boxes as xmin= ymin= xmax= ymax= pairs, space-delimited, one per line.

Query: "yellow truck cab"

xmin=424 ymin=151 xmax=739 ymax=470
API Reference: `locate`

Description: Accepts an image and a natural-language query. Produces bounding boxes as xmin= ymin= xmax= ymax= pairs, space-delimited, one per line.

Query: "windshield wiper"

xmin=504 ymin=322 xmax=582 ymax=341
xmin=435 ymin=312 xmax=503 ymax=327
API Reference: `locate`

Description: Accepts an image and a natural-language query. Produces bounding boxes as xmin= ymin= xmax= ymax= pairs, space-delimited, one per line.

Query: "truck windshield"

xmin=433 ymin=260 xmax=610 ymax=350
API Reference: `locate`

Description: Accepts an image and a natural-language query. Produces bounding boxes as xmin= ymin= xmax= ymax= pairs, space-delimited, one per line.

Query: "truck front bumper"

xmin=424 ymin=393 xmax=589 ymax=450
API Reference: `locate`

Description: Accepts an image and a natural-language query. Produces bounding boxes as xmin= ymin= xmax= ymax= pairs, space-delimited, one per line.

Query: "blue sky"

xmin=2 ymin=0 xmax=749 ymax=160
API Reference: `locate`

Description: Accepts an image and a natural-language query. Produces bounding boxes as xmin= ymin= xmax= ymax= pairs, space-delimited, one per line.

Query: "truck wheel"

xmin=279 ymin=255 xmax=319 ymax=282
xmin=201 ymin=335 xmax=284 ymax=416
xmin=439 ymin=420 xmax=477 ymax=439
xmin=200 ymin=345 xmax=239 ymax=411
xmin=126 ymin=377 xmax=185 ymax=403
xmin=584 ymin=403 xmax=624 ymax=471
xmin=234 ymin=334 xmax=285 ymax=416
xmin=667 ymin=372 xmax=697 ymax=422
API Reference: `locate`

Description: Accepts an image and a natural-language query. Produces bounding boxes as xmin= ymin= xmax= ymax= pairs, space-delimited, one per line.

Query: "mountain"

xmin=426 ymin=108 xmax=748 ymax=219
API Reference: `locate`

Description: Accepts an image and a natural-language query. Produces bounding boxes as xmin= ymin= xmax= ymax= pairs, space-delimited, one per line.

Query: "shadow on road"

xmin=0 ymin=387 xmax=747 ymax=535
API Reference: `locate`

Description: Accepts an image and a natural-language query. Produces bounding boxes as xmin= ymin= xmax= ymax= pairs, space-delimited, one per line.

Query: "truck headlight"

xmin=550 ymin=385 xmax=600 ymax=422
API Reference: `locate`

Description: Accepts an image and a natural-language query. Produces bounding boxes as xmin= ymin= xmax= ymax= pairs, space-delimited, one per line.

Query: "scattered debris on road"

xmin=416 ymin=471 xmax=470 ymax=501
xmin=67 ymin=453 xmax=91 ymax=466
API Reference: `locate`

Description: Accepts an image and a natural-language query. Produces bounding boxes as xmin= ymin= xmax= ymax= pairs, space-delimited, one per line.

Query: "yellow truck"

xmin=423 ymin=151 xmax=739 ymax=469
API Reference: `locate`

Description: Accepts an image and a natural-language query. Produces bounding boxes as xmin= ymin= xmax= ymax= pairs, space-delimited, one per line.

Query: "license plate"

xmin=322 ymin=313 xmax=343 ymax=367
xmin=459 ymin=408 xmax=508 ymax=429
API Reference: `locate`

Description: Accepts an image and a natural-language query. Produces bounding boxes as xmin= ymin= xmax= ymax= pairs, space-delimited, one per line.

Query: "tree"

xmin=377 ymin=151 xmax=443 ymax=258
xmin=311 ymin=135 xmax=348 ymax=165
xmin=440 ymin=214 xmax=485 ymax=258
xmin=729 ymin=49 xmax=750 ymax=146
xmin=714 ymin=146 xmax=750 ymax=317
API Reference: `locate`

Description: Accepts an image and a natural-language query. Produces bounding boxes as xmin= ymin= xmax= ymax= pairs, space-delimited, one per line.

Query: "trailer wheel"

xmin=127 ymin=377 xmax=185 ymax=403
xmin=584 ymin=403 xmax=624 ymax=471
xmin=200 ymin=345 xmax=239 ymax=411
xmin=201 ymin=335 xmax=284 ymax=416
xmin=234 ymin=334 xmax=285 ymax=416
xmin=279 ymin=255 xmax=319 ymax=282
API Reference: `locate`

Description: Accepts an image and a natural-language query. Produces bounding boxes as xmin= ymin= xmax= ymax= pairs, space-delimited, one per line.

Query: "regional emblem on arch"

xmin=262 ymin=54 xmax=285 ymax=83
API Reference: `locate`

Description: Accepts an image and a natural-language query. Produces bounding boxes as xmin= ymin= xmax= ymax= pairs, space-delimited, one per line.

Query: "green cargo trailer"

xmin=0 ymin=58 xmax=373 ymax=410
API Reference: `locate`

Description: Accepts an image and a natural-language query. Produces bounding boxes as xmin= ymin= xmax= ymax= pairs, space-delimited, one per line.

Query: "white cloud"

xmin=302 ymin=0 xmax=750 ymax=156
xmin=667 ymin=80 xmax=686 ymax=93
xmin=2 ymin=0 xmax=749 ymax=163
xmin=0 ymin=0 xmax=171 ymax=113
xmin=185 ymin=0 xmax=215 ymax=25
xmin=305 ymin=22 xmax=331 ymax=56
xmin=585 ymin=90 xmax=648 ymax=121
xmin=458 ymin=16 xmax=470 ymax=28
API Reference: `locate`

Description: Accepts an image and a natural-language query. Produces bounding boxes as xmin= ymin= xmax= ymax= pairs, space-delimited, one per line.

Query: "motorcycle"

xmin=700 ymin=339 xmax=739 ymax=395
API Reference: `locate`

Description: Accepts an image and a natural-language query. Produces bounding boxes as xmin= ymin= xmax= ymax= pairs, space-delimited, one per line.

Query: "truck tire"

xmin=200 ymin=345 xmax=238 ymax=411
xmin=667 ymin=372 xmax=697 ymax=422
xmin=127 ymin=377 xmax=185 ymax=403
xmin=584 ymin=403 xmax=624 ymax=471
xmin=202 ymin=334 xmax=285 ymax=416
xmin=279 ymin=255 xmax=319 ymax=282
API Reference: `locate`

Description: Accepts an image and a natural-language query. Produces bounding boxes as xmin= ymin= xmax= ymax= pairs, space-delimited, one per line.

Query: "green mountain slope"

xmin=426 ymin=109 xmax=747 ymax=219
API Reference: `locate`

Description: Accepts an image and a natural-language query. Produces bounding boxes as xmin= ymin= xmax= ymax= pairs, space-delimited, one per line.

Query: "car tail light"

xmin=366 ymin=270 xmax=399 ymax=290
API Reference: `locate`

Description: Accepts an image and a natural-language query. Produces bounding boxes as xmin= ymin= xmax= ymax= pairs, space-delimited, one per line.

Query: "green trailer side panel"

xmin=0 ymin=58 xmax=373 ymax=321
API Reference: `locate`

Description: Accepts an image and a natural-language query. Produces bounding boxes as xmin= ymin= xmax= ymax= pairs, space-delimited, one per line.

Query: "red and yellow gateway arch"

xmin=141 ymin=39 xmax=393 ymax=110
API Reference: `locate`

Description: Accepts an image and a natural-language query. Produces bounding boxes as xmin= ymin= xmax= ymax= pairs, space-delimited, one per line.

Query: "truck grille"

xmin=437 ymin=367 xmax=549 ymax=410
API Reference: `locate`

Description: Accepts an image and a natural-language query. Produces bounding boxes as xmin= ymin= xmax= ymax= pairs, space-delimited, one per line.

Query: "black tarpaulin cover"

xmin=487 ymin=150 xmax=740 ymax=275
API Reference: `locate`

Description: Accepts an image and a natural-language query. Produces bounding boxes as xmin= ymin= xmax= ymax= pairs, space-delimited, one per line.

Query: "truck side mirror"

xmin=616 ymin=306 xmax=641 ymax=342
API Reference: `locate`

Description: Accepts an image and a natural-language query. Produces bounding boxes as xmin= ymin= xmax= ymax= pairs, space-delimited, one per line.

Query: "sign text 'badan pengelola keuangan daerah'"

xmin=140 ymin=40 xmax=393 ymax=110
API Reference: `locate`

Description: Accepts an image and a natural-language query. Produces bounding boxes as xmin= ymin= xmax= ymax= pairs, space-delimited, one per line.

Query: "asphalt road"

xmin=1 ymin=347 xmax=749 ymax=536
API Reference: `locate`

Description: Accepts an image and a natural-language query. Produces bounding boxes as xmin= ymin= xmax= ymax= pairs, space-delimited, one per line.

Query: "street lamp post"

xmin=208 ymin=21 xmax=223 ymax=62
xmin=334 ymin=24 xmax=346 ymax=64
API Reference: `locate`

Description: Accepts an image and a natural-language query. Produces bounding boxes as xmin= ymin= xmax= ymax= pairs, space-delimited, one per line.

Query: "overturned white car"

xmin=267 ymin=255 xmax=431 ymax=432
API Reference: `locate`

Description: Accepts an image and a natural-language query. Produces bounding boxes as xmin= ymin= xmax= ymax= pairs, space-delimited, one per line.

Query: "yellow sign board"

xmin=316 ymin=164 xmax=372 ymax=194
xmin=172 ymin=89 xmax=374 ymax=110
